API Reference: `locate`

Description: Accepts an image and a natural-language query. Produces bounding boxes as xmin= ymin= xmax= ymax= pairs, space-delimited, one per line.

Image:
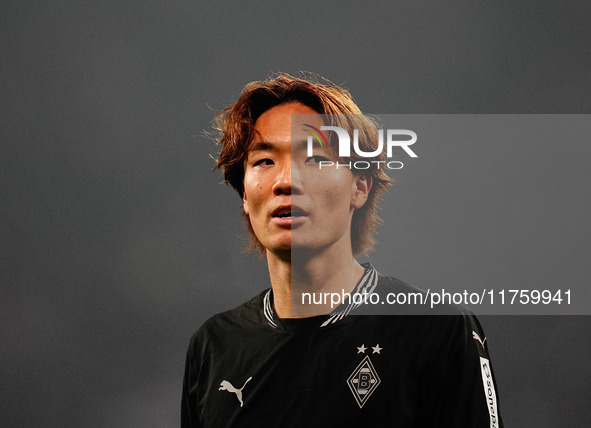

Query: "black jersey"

xmin=182 ymin=266 xmax=503 ymax=427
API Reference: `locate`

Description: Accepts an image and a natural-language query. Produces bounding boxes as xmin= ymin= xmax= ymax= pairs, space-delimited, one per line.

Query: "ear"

xmin=242 ymin=191 xmax=250 ymax=215
xmin=351 ymin=175 xmax=372 ymax=210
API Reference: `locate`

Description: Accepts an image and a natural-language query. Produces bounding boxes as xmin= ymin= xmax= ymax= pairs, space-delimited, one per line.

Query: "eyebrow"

xmin=248 ymin=141 xmax=275 ymax=152
xmin=291 ymin=139 xmax=309 ymax=152
xmin=248 ymin=139 xmax=309 ymax=152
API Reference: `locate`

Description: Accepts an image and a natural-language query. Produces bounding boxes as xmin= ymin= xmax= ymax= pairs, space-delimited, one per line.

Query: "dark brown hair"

xmin=213 ymin=73 xmax=392 ymax=255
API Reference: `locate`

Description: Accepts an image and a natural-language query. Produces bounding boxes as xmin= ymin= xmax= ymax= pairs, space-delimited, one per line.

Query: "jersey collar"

xmin=262 ymin=264 xmax=380 ymax=329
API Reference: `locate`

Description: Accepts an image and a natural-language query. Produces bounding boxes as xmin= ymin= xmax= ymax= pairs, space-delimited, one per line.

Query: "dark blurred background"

xmin=2 ymin=1 xmax=590 ymax=426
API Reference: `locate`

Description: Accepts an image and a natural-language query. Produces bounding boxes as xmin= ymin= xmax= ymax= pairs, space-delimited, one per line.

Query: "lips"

xmin=271 ymin=205 xmax=309 ymax=226
xmin=271 ymin=205 xmax=309 ymax=218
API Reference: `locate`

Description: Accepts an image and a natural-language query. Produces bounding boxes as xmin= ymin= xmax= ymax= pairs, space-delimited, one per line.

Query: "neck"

xmin=266 ymin=243 xmax=365 ymax=318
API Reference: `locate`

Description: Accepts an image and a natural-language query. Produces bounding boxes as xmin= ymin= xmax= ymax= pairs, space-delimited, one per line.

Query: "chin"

xmin=264 ymin=239 xmax=292 ymax=254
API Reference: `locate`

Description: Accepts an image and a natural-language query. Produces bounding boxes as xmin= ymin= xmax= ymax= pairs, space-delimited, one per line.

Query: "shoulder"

xmin=186 ymin=290 xmax=268 ymax=354
xmin=367 ymin=274 xmax=491 ymax=355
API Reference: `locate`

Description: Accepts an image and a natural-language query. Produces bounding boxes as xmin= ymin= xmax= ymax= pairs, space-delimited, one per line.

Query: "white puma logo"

xmin=219 ymin=377 xmax=252 ymax=407
xmin=472 ymin=331 xmax=486 ymax=348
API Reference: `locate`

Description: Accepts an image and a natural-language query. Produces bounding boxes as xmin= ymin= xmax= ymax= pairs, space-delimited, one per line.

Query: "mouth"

xmin=272 ymin=206 xmax=308 ymax=218
xmin=271 ymin=206 xmax=309 ymax=225
xmin=274 ymin=211 xmax=308 ymax=219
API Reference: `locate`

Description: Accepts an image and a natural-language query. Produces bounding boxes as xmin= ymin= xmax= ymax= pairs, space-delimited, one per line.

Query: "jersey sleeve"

xmin=420 ymin=312 xmax=504 ymax=427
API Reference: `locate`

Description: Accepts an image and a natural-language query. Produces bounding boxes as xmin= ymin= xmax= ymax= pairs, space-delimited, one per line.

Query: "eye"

xmin=305 ymin=155 xmax=330 ymax=164
xmin=253 ymin=158 xmax=274 ymax=167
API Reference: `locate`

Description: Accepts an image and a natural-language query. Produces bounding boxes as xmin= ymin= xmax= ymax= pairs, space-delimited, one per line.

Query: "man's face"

xmin=242 ymin=102 xmax=370 ymax=257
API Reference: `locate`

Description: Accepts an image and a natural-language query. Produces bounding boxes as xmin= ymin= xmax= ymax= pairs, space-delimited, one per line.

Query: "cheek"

xmin=329 ymin=174 xmax=357 ymax=213
xmin=245 ymin=166 xmax=268 ymax=187
xmin=315 ymin=187 xmax=354 ymax=216
xmin=319 ymin=171 xmax=355 ymax=198
xmin=243 ymin=176 xmax=265 ymax=209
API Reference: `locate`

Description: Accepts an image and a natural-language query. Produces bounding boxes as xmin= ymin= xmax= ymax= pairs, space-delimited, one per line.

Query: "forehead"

xmin=252 ymin=102 xmax=323 ymax=144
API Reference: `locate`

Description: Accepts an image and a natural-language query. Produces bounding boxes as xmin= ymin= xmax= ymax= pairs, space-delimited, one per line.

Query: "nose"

xmin=272 ymin=160 xmax=303 ymax=196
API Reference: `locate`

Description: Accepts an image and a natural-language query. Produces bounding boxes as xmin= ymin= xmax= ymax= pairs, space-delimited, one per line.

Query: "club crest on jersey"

xmin=347 ymin=345 xmax=382 ymax=408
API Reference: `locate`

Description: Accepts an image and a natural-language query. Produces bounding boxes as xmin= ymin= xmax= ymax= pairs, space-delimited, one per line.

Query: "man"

xmin=182 ymin=73 xmax=503 ymax=427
